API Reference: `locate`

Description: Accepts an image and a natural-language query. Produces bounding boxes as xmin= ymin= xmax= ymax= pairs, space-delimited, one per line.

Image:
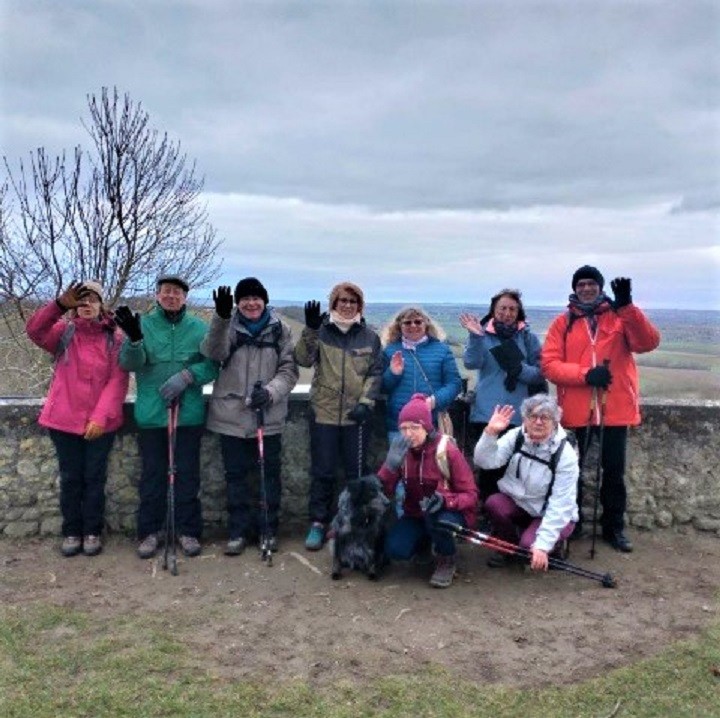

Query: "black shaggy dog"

xmin=330 ymin=475 xmax=393 ymax=580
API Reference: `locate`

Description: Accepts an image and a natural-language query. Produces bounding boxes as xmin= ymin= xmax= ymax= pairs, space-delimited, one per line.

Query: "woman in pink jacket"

xmin=26 ymin=281 xmax=129 ymax=557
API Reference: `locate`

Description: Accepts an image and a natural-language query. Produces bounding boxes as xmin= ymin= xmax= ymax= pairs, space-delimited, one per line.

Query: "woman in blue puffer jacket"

xmin=381 ymin=306 xmax=462 ymax=438
xmin=460 ymin=288 xmax=545 ymax=501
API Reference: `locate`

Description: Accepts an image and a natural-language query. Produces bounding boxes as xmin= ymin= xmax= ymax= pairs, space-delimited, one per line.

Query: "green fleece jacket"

xmin=120 ymin=305 xmax=218 ymax=428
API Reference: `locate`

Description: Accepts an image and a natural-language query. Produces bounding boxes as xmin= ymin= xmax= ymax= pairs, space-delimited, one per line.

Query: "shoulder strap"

xmin=435 ymin=434 xmax=452 ymax=487
xmin=409 ymin=349 xmax=434 ymax=394
xmin=53 ymin=323 xmax=76 ymax=364
xmin=512 ymin=432 xmax=567 ymax=512
xmin=222 ymin=322 xmax=283 ymax=368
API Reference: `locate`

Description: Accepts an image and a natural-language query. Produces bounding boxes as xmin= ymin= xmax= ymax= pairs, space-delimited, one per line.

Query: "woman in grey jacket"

xmin=201 ymin=278 xmax=298 ymax=555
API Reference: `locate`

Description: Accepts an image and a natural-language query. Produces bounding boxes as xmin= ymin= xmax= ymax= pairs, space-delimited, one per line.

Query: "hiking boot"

xmin=60 ymin=536 xmax=82 ymax=557
xmin=179 ymin=535 xmax=202 ymax=557
xmin=137 ymin=533 xmax=159 ymax=559
xmin=429 ymin=555 xmax=456 ymax=588
xmin=305 ymin=522 xmax=325 ymax=551
xmin=602 ymin=528 xmax=633 ymax=553
xmin=263 ymin=534 xmax=279 ymax=553
xmin=83 ymin=535 xmax=102 ymax=557
xmin=224 ymin=537 xmax=248 ymax=556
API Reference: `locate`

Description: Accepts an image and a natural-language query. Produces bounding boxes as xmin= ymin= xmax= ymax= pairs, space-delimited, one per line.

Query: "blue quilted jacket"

xmin=382 ymin=338 xmax=462 ymax=433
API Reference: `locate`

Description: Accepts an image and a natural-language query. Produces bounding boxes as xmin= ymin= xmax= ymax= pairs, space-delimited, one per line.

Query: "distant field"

xmin=2 ymin=303 xmax=717 ymax=402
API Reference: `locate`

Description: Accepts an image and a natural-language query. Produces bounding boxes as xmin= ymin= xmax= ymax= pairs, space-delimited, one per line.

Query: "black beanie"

xmin=572 ymin=265 xmax=605 ymax=291
xmin=234 ymin=277 xmax=269 ymax=304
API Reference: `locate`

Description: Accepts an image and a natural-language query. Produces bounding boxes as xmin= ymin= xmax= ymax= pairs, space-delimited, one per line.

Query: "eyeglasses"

xmin=401 ymin=319 xmax=425 ymax=326
xmin=526 ymin=413 xmax=553 ymax=424
xmin=399 ymin=423 xmax=425 ymax=432
xmin=337 ymin=297 xmax=358 ymax=305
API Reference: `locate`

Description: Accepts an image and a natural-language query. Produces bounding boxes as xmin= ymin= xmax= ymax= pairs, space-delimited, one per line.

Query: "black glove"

xmin=383 ymin=434 xmax=412 ymax=472
xmin=115 ymin=305 xmax=143 ymax=343
xmin=611 ymin=277 xmax=632 ymax=309
xmin=503 ymin=365 xmax=522 ymax=392
xmin=347 ymin=403 xmax=373 ymax=424
xmin=213 ymin=285 xmax=234 ymax=319
xmin=159 ymin=370 xmax=194 ymax=404
xmin=249 ymin=385 xmax=270 ymax=409
xmin=304 ymin=300 xmax=322 ymax=330
xmin=420 ymin=491 xmax=445 ymax=515
xmin=585 ymin=365 xmax=612 ymax=389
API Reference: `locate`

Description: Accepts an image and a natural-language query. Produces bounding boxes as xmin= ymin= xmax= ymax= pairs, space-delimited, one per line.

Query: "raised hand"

xmin=304 ymin=300 xmax=322 ymax=330
xmin=486 ymin=404 xmax=515 ymax=436
xmin=383 ymin=434 xmax=412 ymax=471
xmin=114 ymin=306 xmax=143 ymax=342
xmin=459 ymin=312 xmax=484 ymax=336
xmin=213 ymin=285 xmax=233 ymax=319
xmin=610 ymin=277 xmax=632 ymax=309
xmin=57 ymin=281 xmax=91 ymax=311
xmin=389 ymin=350 xmax=404 ymax=376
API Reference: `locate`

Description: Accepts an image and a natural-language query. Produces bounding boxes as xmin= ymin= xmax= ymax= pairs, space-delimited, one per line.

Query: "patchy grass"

xmin=2 ymin=603 xmax=719 ymax=718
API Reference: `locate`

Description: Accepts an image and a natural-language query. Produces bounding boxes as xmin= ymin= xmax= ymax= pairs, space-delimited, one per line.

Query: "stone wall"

xmin=0 ymin=397 xmax=718 ymax=538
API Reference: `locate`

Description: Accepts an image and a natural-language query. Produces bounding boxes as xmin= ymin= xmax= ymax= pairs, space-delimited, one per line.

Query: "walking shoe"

xmin=602 ymin=528 xmax=633 ymax=553
xmin=179 ymin=535 xmax=202 ymax=557
xmin=262 ymin=534 xmax=279 ymax=553
xmin=429 ymin=555 xmax=456 ymax=588
xmin=224 ymin=537 xmax=248 ymax=556
xmin=60 ymin=536 xmax=82 ymax=557
xmin=83 ymin=535 xmax=102 ymax=557
xmin=305 ymin=522 xmax=325 ymax=551
xmin=137 ymin=533 xmax=159 ymax=559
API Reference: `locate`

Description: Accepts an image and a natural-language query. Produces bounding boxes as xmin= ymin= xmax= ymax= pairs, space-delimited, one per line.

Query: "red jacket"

xmin=378 ymin=433 xmax=478 ymax=528
xmin=27 ymin=302 xmax=129 ymax=436
xmin=541 ymin=302 xmax=660 ymax=427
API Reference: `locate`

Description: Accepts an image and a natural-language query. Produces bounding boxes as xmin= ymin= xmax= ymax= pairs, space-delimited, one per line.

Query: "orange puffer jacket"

xmin=541 ymin=303 xmax=660 ymax=427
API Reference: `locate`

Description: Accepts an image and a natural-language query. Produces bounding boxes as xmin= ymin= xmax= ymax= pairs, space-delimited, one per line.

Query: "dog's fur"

xmin=330 ymin=475 xmax=393 ymax=580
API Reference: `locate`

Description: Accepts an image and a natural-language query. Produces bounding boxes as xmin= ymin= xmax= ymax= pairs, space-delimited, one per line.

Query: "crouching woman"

xmin=473 ymin=395 xmax=578 ymax=571
xmin=377 ymin=393 xmax=477 ymax=588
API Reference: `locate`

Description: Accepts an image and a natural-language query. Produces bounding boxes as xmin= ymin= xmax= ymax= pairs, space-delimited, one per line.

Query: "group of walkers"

xmin=27 ymin=264 xmax=660 ymax=589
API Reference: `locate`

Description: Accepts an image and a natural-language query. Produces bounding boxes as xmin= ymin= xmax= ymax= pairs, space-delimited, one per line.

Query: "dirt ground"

xmin=1 ymin=529 xmax=719 ymax=688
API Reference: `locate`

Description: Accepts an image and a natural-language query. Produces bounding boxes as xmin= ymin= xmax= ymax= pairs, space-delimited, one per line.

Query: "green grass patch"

xmin=1 ymin=603 xmax=719 ymax=717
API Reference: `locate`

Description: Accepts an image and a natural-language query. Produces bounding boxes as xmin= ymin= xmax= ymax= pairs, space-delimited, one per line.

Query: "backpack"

xmin=221 ymin=321 xmax=283 ymax=369
xmin=509 ymin=429 xmax=577 ymax=512
xmin=435 ymin=433 xmax=455 ymax=487
xmin=52 ymin=322 xmax=115 ymax=364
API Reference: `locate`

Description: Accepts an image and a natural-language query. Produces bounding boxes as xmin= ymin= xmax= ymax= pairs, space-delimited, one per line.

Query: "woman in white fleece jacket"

xmin=473 ymin=394 xmax=579 ymax=572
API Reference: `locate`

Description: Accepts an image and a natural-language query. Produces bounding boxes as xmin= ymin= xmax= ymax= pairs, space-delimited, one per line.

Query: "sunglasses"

xmin=401 ymin=319 xmax=425 ymax=326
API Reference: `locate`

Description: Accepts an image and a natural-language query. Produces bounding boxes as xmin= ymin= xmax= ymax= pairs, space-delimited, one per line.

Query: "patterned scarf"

xmin=567 ymin=293 xmax=612 ymax=335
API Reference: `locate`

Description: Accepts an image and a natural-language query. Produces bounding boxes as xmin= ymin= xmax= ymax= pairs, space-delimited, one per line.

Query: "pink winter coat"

xmin=26 ymin=301 xmax=129 ymax=435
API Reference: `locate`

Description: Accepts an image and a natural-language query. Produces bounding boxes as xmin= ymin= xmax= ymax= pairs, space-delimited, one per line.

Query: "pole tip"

xmin=602 ymin=573 xmax=617 ymax=589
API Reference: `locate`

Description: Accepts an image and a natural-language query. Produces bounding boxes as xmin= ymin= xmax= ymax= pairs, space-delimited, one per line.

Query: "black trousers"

xmin=574 ymin=425 xmax=628 ymax=532
xmin=50 ymin=429 xmax=115 ymax=537
xmin=308 ymin=419 xmax=370 ymax=525
xmin=136 ymin=425 xmax=204 ymax=540
xmin=220 ymin=433 xmax=282 ymax=539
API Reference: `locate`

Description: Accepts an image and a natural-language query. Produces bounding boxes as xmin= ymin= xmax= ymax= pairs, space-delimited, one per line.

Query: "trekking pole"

xmin=357 ymin=421 xmax=364 ymax=480
xmin=254 ymin=381 xmax=272 ymax=567
xmin=437 ymin=520 xmax=616 ymax=588
xmin=590 ymin=360 xmax=610 ymax=559
xmin=163 ymin=401 xmax=180 ymax=576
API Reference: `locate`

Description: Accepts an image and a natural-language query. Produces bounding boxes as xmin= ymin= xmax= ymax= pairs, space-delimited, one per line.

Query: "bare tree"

xmin=0 ymin=87 xmax=222 ymax=395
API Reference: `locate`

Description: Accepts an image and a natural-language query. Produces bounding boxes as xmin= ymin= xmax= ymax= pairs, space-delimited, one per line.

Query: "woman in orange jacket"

xmin=541 ymin=265 xmax=660 ymax=552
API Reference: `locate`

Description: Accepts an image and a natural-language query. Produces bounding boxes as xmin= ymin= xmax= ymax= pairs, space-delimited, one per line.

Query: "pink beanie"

xmin=398 ymin=393 xmax=433 ymax=431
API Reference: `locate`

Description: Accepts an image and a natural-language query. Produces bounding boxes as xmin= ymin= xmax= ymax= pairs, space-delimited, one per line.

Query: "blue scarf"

xmin=238 ymin=308 xmax=271 ymax=336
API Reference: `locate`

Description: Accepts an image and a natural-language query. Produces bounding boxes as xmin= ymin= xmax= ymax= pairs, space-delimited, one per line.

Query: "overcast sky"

xmin=2 ymin=0 xmax=719 ymax=309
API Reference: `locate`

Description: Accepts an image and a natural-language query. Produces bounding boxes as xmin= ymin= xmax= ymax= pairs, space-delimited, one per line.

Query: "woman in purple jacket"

xmin=26 ymin=281 xmax=129 ymax=557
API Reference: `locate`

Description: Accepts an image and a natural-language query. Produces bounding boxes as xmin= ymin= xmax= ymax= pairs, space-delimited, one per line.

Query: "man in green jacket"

xmin=116 ymin=276 xmax=218 ymax=559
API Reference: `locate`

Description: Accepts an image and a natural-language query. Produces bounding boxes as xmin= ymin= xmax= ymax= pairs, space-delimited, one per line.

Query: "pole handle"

xmin=253 ymin=380 xmax=265 ymax=428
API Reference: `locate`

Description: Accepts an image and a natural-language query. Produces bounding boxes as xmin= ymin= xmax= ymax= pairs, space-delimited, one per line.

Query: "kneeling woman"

xmin=377 ymin=393 xmax=477 ymax=588
xmin=473 ymin=395 xmax=578 ymax=572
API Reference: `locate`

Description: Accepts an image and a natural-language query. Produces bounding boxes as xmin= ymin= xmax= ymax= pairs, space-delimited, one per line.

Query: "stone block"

xmin=4 ymin=521 xmax=39 ymax=538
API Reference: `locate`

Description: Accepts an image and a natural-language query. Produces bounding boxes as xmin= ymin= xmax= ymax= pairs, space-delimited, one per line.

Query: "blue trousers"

xmin=220 ymin=433 xmax=282 ymax=538
xmin=49 ymin=429 xmax=115 ymax=537
xmin=137 ymin=425 xmax=204 ymax=540
xmin=385 ymin=509 xmax=466 ymax=559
